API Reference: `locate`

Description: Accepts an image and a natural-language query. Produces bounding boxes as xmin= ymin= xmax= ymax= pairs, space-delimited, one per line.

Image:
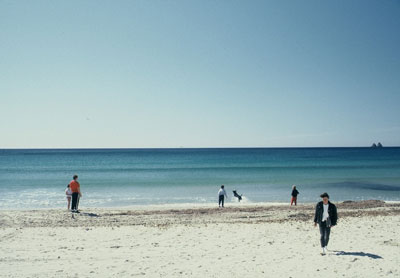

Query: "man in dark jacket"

xmin=314 ymin=192 xmax=338 ymax=255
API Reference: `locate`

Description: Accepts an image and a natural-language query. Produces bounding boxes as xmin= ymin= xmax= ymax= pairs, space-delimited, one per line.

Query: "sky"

xmin=1 ymin=0 xmax=399 ymax=148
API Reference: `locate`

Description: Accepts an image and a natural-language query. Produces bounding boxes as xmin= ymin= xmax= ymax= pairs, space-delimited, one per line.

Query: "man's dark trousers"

xmin=319 ymin=221 xmax=331 ymax=247
xmin=219 ymin=195 xmax=224 ymax=207
xmin=71 ymin=192 xmax=79 ymax=211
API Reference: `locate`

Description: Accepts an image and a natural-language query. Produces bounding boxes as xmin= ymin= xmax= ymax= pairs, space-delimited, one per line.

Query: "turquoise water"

xmin=0 ymin=148 xmax=399 ymax=209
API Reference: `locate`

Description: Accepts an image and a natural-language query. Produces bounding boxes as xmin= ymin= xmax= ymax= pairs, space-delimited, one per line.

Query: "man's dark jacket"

xmin=314 ymin=201 xmax=338 ymax=226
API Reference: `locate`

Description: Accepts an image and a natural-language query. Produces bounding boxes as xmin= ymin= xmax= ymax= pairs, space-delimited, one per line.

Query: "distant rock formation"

xmin=371 ymin=142 xmax=383 ymax=148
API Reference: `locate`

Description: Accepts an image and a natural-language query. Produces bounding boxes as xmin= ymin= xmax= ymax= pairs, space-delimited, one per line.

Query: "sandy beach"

xmin=0 ymin=200 xmax=399 ymax=277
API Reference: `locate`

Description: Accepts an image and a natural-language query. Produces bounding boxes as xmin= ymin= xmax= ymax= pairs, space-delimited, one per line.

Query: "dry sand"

xmin=0 ymin=200 xmax=399 ymax=277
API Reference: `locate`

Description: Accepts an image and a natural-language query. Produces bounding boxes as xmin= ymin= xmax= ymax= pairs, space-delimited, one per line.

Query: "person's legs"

xmin=221 ymin=196 xmax=224 ymax=207
xmin=71 ymin=193 xmax=78 ymax=211
xmin=76 ymin=195 xmax=80 ymax=211
xmin=319 ymin=222 xmax=327 ymax=247
xmin=325 ymin=226 xmax=331 ymax=247
xmin=219 ymin=195 xmax=223 ymax=207
xmin=294 ymin=197 xmax=297 ymax=206
xmin=67 ymin=197 xmax=71 ymax=210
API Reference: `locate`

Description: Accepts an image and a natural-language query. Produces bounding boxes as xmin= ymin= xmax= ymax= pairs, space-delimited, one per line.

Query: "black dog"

xmin=233 ymin=190 xmax=242 ymax=202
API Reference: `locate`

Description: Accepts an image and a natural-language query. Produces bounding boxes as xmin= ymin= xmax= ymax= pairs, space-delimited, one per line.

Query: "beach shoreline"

xmin=0 ymin=201 xmax=295 ymax=212
xmin=1 ymin=200 xmax=399 ymax=277
xmin=3 ymin=199 xmax=400 ymax=212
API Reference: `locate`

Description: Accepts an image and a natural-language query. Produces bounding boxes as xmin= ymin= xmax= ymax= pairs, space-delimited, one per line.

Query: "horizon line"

xmin=1 ymin=146 xmax=399 ymax=150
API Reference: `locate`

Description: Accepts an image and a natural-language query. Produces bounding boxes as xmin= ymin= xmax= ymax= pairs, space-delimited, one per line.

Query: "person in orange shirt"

xmin=69 ymin=175 xmax=82 ymax=213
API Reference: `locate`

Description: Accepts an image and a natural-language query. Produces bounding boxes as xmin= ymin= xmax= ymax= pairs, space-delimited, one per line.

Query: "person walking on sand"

xmin=65 ymin=184 xmax=72 ymax=210
xmin=69 ymin=175 xmax=82 ymax=213
xmin=290 ymin=185 xmax=299 ymax=206
xmin=218 ymin=185 xmax=228 ymax=208
xmin=314 ymin=192 xmax=338 ymax=255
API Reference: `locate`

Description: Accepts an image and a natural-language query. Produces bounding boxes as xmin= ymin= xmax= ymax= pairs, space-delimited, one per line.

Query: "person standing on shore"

xmin=290 ymin=185 xmax=299 ymax=206
xmin=69 ymin=175 xmax=82 ymax=213
xmin=218 ymin=185 xmax=228 ymax=208
xmin=314 ymin=192 xmax=338 ymax=255
xmin=65 ymin=184 xmax=72 ymax=210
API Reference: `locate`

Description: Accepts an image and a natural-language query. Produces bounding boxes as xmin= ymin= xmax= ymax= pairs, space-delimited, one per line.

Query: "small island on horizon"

xmin=371 ymin=142 xmax=383 ymax=148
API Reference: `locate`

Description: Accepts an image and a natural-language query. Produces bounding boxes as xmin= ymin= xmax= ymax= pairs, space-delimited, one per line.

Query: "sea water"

xmin=0 ymin=148 xmax=399 ymax=209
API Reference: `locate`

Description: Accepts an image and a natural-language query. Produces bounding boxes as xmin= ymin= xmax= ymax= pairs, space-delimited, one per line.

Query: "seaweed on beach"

xmin=337 ymin=200 xmax=385 ymax=209
xmin=1 ymin=200 xmax=400 ymax=228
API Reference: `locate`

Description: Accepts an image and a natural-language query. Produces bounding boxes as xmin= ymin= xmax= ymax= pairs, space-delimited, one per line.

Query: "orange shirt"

xmin=69 ymin=180 xmax=80 ymax=193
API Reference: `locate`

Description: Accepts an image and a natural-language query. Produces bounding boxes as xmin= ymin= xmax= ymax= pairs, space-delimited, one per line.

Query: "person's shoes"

xmin=321 ymin=247 xmax=326 ymax=256
xmin=75 ymin=210 xmax=80 ymax=213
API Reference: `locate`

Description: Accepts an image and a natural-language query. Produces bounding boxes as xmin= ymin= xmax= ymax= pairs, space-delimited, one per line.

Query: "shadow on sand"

xmin=81 ymin=212 xmax=100 ymax=217
xmin=334 ymin=251 xmax=383 ymax=259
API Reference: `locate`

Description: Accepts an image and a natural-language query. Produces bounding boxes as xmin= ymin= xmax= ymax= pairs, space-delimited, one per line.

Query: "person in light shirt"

xmin=314 ymin=192 xmax=338 ymax=255
xmin=218 ymin=185 xmax=228 ymax=208
xmin=65 ymin=184 xmax=72 ymax=210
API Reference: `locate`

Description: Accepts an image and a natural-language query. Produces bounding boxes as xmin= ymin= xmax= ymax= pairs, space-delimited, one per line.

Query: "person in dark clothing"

xmin=314 ymin=192 xmax=338 ymax=255
xmin=290 ymin=185 xmax=299 ymax=206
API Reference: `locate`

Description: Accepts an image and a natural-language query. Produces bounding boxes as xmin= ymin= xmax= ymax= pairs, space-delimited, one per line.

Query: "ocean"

xmin=0 ymin=148 xmax=399 ymax=209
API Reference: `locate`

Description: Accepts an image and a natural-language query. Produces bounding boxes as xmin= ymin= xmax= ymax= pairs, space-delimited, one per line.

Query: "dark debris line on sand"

xmin=0 ymin=200 xmax=399 ymax=228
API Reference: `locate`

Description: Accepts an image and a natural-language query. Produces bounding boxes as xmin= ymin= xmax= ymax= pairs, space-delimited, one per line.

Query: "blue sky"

xmin=1 ymin=0 xmax=399 ymax=148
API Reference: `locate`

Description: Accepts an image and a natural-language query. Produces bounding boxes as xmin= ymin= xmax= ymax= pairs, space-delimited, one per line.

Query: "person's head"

xmin=221 ymin=185 xmax=224 ymax=189
xmin=320 ymin=192 xmax=329 ymax=204
xmin=292 ymin=185 xmax=296 ymax=190
xmin=67 ymin=184 xmax=70 ymax=188
xmin=73 ymin=175 xmax=78 ymax=181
